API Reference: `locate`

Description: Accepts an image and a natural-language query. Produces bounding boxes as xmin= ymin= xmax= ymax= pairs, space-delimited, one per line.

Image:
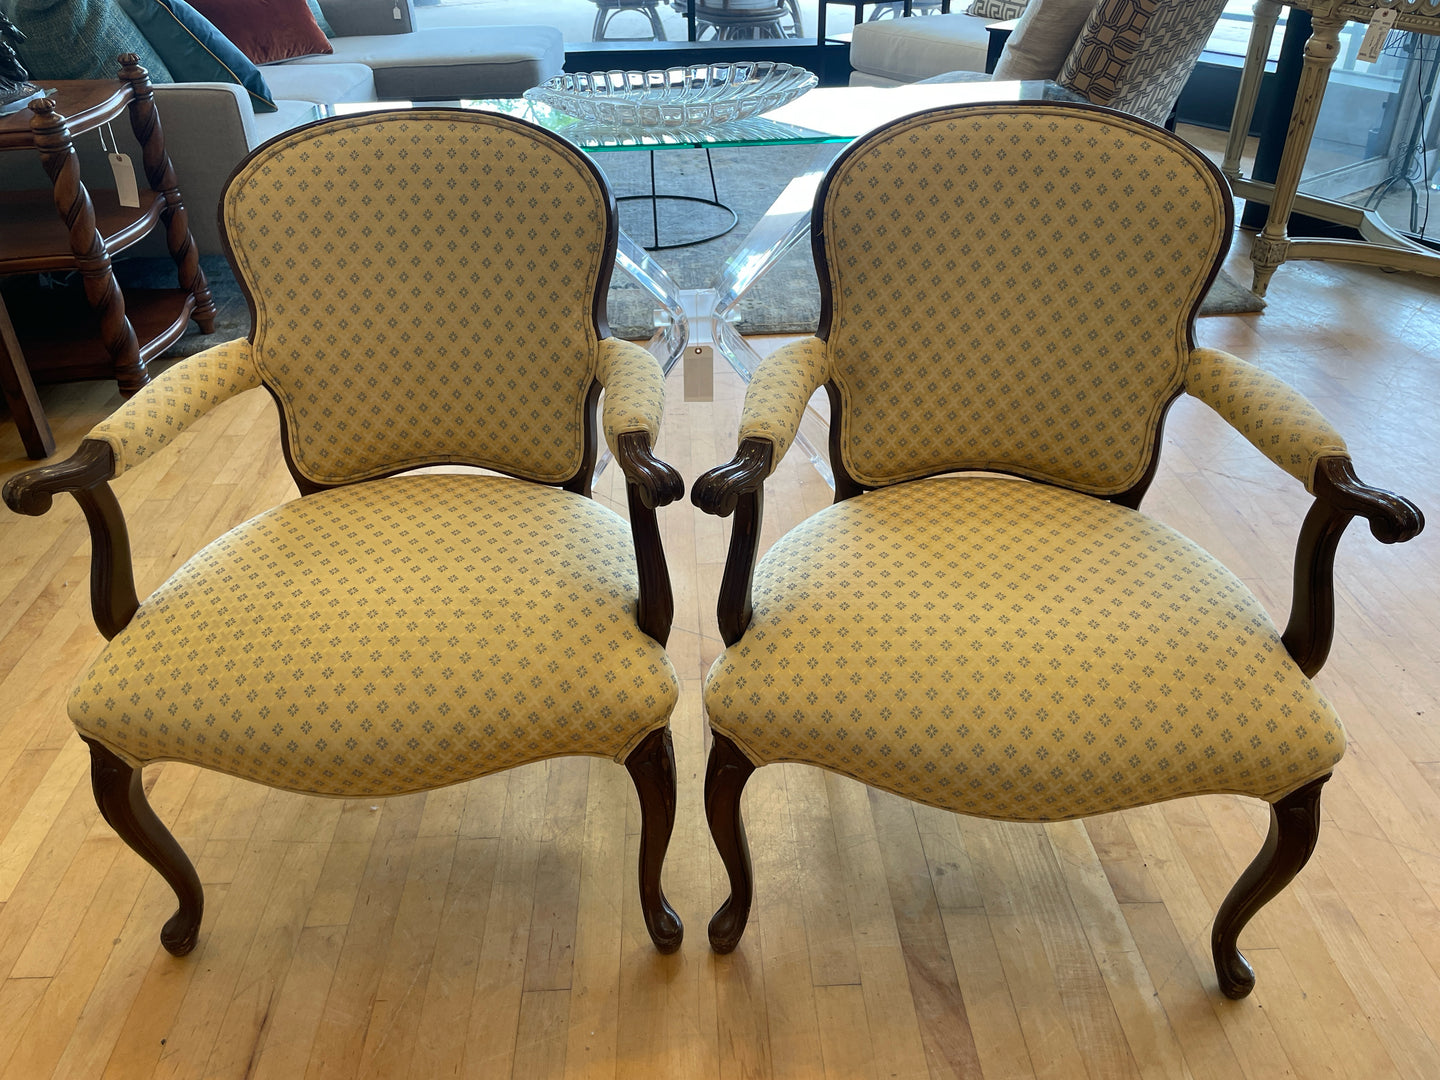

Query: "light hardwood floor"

xmin=1 ymin=191 xmax=1438 ymax=1076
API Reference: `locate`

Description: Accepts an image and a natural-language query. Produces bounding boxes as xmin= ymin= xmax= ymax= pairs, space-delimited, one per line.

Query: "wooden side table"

xmin=1221 ymin=0 xmax=1440 ymax=296
xmin=0 ymin=56 xmax=215 ymax=459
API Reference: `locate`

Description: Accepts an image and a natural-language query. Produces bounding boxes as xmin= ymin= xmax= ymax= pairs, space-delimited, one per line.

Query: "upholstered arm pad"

xmin=596 ymin=337 xmax=666 ymax=454
xmin=87 ymin=340 xmax=262 ymax=478
xmin=596 ymin=338 xmax=682 ymax=510
xmin=737 ymin=337 xmax=831 ymax=472
xmin=1186 ymin=348 xmax=1348 ymax=493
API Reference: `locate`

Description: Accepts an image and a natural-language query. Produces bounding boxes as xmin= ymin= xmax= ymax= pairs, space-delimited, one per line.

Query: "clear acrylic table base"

xmin=613 ymin=144 xmax=843 ymax=487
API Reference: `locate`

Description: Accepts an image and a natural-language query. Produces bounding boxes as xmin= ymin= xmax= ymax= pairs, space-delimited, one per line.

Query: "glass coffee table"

xmin=338 ymin=80 xmax=1078 ymax=479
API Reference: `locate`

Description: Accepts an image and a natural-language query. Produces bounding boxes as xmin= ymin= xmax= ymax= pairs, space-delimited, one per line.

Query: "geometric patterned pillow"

xmin=1057 ymin=0 xmax=1228 ymax=127
xmin=966 ymin=0 xmax=1029 ymax=18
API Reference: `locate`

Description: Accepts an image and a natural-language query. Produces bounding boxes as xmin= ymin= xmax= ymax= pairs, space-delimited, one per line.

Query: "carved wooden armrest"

xmin=3 ymin=440 xmax=137 ymax=640
xmin=4 ymin=340 xmax=261 ymax=640
xmin=691 ymin=338 xmax=827 ymax=645
xmin=1282 ymin=456 xmax=1423 ymax=676
xmin=691 ymin=438 xmax=775 ymax=646
xmin=614 ymin=431 xmax=683 ymax=509
xmin=594 ymin=338 xmax=685 ymax=644
xmin=595 ymin=338 xmax=683 ymax=508
xmin=613 ymin=429 xmax=683 ymax=648
xmin=691 ymin=437 xmax=772 ymax=518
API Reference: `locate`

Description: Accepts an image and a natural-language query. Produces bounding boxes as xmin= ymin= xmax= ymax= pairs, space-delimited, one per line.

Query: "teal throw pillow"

xmin=306 ymin=0 xmax=334 ymax=37
xmin=117 ymin=0 xmax=276 ymax=114
xmin=0 ymin=0 xmax=173 ymax=82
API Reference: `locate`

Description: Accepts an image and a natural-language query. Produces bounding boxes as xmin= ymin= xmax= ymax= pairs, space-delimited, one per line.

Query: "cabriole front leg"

xmin=1212 ymin=774 xmax=1328 ymax=998
xmin=704 ymin=730 xmax=756 ymax=953
xmin=83 ymin=737 xmax=203 ymax=955
xmin=624 ymin=727 xmax=683 ymax=953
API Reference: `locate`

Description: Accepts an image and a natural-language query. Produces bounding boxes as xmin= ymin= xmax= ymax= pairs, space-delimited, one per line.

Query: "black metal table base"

xmin=617 ymin=148 xmax=740 ymax=251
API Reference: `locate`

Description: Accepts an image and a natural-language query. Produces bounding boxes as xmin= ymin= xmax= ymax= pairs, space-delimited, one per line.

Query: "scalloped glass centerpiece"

xmin=524 ymin=63 xmax=818 ymax=130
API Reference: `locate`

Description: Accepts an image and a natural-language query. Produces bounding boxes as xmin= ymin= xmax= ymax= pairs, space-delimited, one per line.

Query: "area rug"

xmin=121 ymin=142 xmax=1264 ymax=361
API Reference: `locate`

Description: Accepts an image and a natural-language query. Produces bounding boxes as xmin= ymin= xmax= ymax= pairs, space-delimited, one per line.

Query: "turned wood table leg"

xmin=28 ymin=96 xmax=147 ymax=394
xmin=119 ymin=55 xmax=215 ymax=333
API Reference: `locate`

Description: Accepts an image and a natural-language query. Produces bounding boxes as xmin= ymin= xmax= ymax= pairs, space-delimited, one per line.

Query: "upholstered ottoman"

xmin=849 ymin=12 xmax=997 ymax=85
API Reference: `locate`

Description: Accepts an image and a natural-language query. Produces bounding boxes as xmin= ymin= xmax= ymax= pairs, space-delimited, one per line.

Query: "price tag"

xmin=1358 ymin=6 xmax=1398 ymax=64
xmin=98 ymin=125 xmax=140 ymax=208
xmin=108 ymin=152 xmax=140 ymax=208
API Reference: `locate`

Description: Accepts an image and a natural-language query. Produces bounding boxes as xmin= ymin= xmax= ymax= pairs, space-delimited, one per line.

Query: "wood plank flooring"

xmin=1 ymin=162 xmax=1438 ymax=1077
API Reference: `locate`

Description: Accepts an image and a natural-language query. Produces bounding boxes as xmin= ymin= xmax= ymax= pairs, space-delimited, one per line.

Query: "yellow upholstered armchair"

xmin=3 ymin=110 xmax=687 ymax=955
xmin=692 ymin=102 xmax=1423 ymax=997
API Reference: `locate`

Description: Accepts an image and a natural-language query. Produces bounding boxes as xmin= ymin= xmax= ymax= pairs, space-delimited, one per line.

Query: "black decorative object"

xmin=0 ymin=13 xmax=40 ymax=113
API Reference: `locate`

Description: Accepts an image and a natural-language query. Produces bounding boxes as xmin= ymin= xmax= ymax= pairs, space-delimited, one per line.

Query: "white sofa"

xmin=0 ymin=0 xmax=564 ymax=256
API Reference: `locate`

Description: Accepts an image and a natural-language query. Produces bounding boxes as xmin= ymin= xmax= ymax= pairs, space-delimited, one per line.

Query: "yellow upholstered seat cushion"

xmin=703 ymin=477 xmax=1343 ymax=820
xmin=71 ymin=475 xmax=678 ymax=796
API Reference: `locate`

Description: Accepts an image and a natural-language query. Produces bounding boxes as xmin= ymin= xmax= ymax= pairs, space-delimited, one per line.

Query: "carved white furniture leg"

xmin=1250 ymin=10 xmax=1345 ymax=296
xmin=1221 ymin=0 xmax=1283 ymax=186
xmin=1238 ymin=1 xmax=1440 ymax=296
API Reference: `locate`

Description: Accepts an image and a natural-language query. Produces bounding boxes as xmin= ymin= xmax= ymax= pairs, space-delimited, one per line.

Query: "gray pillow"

xmin=992 ymin=0 xmax=1095 ymax=81
xmin=1 ymin=0 xmax=173 ymax=82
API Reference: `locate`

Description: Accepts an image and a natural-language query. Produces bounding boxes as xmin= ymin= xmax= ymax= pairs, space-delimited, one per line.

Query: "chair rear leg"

xmin=624 ymin=727 xmax=683 ymax=954
xmin=83 ymin=737 xmax=203 ymax=956
xmin=1212 ymin=774 xmax=1329 ymax=999
xmin=705 ymin=730 xmax=756 ymax=953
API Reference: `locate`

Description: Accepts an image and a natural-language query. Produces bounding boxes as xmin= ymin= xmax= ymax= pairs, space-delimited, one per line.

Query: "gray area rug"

xmin=125 ymin=142 xmax=1263 ymax=360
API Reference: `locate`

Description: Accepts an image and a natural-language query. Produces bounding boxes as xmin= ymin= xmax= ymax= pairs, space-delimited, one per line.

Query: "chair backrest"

xmin=694 ymin=0 xmax=791 ymax=26
xmin=1057 ymin=0 xmax=1229 ymax=127
xmin=814 ymin=101 xmax=1231 ymax=496
xmin=221 ymin=109 xmax=616 ymax=489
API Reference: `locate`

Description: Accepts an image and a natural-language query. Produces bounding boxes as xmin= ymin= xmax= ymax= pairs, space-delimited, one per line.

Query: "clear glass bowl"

xmin=523 ymin=63 xmax=818 ymax=130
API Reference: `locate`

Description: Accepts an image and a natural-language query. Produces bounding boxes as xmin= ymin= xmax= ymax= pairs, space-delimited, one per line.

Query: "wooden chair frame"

xmin=3 ymin=111 xmax=688 ymax=957
xmin=690 ymin=102 xmax=1424 ymax=998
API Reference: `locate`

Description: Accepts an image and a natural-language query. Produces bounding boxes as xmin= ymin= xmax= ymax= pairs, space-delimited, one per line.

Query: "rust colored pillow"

xmin=188 ymin=0 xmax=333 ymax=64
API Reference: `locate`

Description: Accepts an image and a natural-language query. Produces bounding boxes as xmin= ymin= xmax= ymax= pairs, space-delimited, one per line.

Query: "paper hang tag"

xmin=1358 ymin=6 xmax=1398 ymax=64
xmin=109 ymin=152 xmax=140 ymax=208
xmin=393 ymin=4 xmax=402 ymax=18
